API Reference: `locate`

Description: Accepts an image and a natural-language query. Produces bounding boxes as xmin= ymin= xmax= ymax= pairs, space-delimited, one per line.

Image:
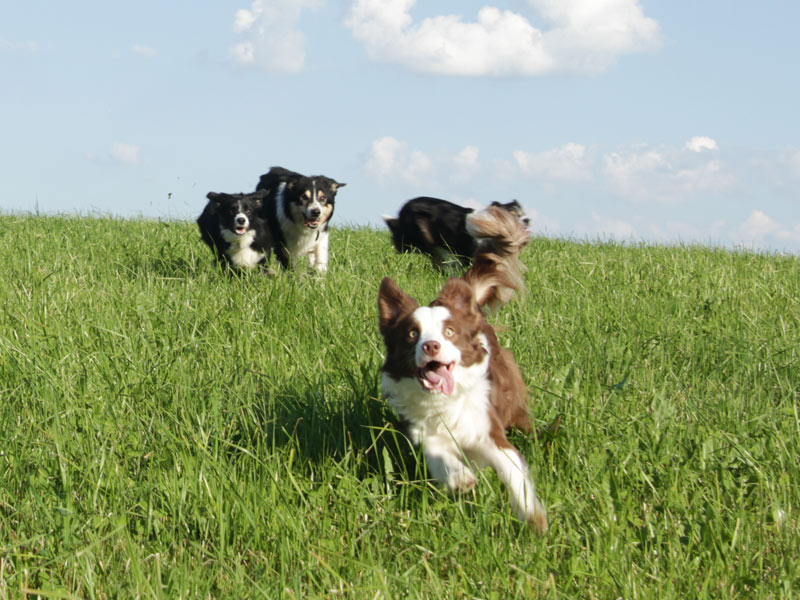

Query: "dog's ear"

xmin=207 ymin=192 xmax=225 ymax=207
xmin=378 ymin=277 xmax=418 ymax=334
xmin=251 ymin=191 xmax=266 ymax=209
xmin=435 ymin=278 xmax=479 ymax=318
xmin=332 ymin=181 xmax=346 ymax=191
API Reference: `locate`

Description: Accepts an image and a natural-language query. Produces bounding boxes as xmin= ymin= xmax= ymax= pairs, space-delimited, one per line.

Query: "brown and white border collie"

xmin=377 ymin=206 xmax=547 ymax=532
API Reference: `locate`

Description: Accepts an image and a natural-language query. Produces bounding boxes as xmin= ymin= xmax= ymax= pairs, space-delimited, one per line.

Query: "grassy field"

xmin=0 ymin=213 xmax=798 ymax=599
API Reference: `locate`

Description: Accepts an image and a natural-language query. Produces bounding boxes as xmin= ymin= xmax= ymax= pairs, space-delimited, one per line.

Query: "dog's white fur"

xmin=275 ymin=182 xmax=329 ymax=272
xmin=381 ymin=304 xmax=544 ymax=525
xmin=220 ymin=216 xmax=265 ymax=269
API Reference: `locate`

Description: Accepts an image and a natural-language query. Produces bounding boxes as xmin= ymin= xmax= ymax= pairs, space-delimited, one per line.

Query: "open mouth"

xmin=304 ymin=218 xmax=320 ymax=229
xmin=234 ymin=226 xmax=248 ymax=235
xmin=417 ymin=361 xmax=455 ymax=395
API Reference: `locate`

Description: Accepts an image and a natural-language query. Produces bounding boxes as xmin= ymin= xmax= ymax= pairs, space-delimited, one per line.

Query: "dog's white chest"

xmin=283 ymin=225 xmax=320 ymax=259
xmin=382 ymin=366 xmax=492 ymax=447
xmin=223 ymin=229 xmax=264 ymax=268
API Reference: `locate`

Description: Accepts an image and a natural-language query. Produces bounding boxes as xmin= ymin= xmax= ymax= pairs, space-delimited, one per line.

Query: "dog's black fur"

xmin=255 ymin=166 xmax=346 ymax=273
xmin=197 ymin=190 xmax=272 ymax=271
xmin=383 ymin=197 xmax=530 ymax=271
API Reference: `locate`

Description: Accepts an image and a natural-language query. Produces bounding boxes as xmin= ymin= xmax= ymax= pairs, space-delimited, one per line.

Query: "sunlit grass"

xmin=0 ymin=214 xmax=798 ymax=598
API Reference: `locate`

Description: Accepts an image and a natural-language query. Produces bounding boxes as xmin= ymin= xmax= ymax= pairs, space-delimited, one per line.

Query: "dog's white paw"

xmin=447 ymin=469 xmax=476 ymax=492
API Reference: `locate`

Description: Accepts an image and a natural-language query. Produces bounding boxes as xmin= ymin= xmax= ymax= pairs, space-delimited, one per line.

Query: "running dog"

xmin=255 ymin=166 xmax=346 ymax=273
xmin=197 ymin=190 xmax=271 ymax=271
xmin=383 ymin=197 xmax=530 ymax=272
xmin=377 ymin=206 xmax=547 ymax=532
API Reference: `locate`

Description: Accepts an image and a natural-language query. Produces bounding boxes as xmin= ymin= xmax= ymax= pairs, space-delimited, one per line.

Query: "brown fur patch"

xmin=432 ymin=279 xmax=486 ymax=368
xmin=484 ymin=328 xmax=532 ymax=432
xmin=432 ymin=278 xmax=532 ymax=432
xmin=378 ymin=278 xmax=421 ymax=380
xmin=418 ymin=220 xmax=435 ymax=246
xmin=320 ymin=203 xmax=334 ymax=222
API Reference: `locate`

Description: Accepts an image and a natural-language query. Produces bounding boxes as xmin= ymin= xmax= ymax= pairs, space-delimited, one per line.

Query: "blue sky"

xmin=3 ymin=1 xmax=800 ymax=253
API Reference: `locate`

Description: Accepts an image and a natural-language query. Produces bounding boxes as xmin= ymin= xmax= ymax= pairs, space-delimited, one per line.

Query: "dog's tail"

xmin=463 ymin=205 xmax=530 ymax=310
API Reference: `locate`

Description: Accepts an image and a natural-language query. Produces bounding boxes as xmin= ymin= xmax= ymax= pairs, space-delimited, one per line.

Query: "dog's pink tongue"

xmin=423 ymin=364 xmax=455 ymax=395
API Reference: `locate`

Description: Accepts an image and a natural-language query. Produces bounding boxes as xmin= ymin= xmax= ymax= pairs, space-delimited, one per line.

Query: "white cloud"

xmin=526 ymin=208 xmax=561 ymax=233
xmin=345 ymin=0 xmax=660 ymax=76
xmin=454 ymin=145 xmax=479 ymax=170
xmin=738 ymin=210 xmax=800 ymax=243
xmin=603 ymin=143 xmax=733 ymax=202
xmin=734 ymin=210 xmax=800 ymax=249
xmin=740 ymin=210 xmax=779 ymax=240
xmin=673 ymin=159 xmax=729 ymax=192
xmin=572 ymin=210 xmax=800 ymax=251
xmin=364 ymin=138 xmax=485 ymax=186
xmin=513 ymin=142 xmax=592 ymax=180
xmin=110 ymin=142 xmax=140 ymax=165
xmin=365 ymin=136 xmax=433 ymax=184
xmin=589 ymin=211 xmax=637 ymax=239
xmin=532 ymin=0 xmax=661 ymax=71
xmin=685 ymin=136 xmax=718 ymax=153
xmin=451 ymin=145 xmax=480 ymax=183
xmin=0 ymin=37 xmax=39 ymax=53
xmin=230 ymin=0 xmax=320 ymax=72
xmin=132 ymin=45 xmax=156 ymax=59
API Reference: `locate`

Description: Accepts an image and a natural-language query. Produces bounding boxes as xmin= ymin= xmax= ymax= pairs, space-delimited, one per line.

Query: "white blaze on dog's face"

xmin=285 ymin=177 xmax=341 ymax=230
xmin=409 ymin=305 xmax=460 ymax=395
xmin=212 ymin=194 xmax=261 ymax=237
xmin=231 ymin=202 xmax=250 ymax=235
xmin=300 ymin=183 xmax=328 ymax=229
xmin=378 ymin=277 xmax=488 ymax=396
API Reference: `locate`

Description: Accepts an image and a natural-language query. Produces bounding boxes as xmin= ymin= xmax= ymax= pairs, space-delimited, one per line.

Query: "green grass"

xmin=0 ymin=213 xmax=798 ymax=599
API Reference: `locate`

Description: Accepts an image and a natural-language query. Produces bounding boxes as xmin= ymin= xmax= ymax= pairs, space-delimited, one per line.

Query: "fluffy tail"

xmin=463 ymin=205 xmax=530 ymax=310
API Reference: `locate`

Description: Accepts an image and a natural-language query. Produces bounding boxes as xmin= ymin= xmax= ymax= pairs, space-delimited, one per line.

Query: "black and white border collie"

xmin=197 ymin=190 xmax=272 ymax=271
xmin=255 ymin=166 xmax=346 ymax=273
xmin=383 ymin=197 xmax=530 ymax=272
xmin=377 ymin=206 xmax=547 ymax=532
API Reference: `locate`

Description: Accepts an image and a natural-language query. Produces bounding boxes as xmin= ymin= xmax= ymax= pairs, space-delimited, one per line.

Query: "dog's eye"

xmin=408 ymin=329 xmax=419 ymax=340
xmin=444 ymin=327 xmax=455 ymax=338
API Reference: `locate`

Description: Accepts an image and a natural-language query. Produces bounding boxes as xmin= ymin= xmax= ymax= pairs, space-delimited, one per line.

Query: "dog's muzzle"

xmin=234 ymin=214 xmax=249 ymax=235
xmin=304 ymin=208 xmax=322 ymax=229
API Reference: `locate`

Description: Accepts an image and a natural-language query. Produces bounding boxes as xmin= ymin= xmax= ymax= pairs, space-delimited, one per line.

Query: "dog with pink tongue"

xmin=377 ymin=206 xmax=547 ymax=533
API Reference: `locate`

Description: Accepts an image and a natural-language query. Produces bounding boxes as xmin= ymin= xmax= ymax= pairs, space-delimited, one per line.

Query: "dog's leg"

xmin=469 ymin=438 xmax=547 ymax=533
xmin=422 ymin=435 xmax=476 ymax=492
xmin=431 ymin=247 xmax=460 ymax=275
xmin=275 ymin=245 xmax=291 ymax=270
xmin=312 ymin=234 xmax=329 ymax=273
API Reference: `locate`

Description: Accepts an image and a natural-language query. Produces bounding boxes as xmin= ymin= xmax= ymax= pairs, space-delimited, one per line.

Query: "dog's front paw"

xmin=447 ymin=469 xmax=476 ymax=492
xmin=528 ymin=504 xmax=548 ymax=534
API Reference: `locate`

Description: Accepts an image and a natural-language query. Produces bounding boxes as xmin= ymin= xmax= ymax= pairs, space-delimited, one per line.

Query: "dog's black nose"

xmin=309 ymin=208 xmax=321 ymax=218
xmin=236 ymin=216 xmax=247 ymax=225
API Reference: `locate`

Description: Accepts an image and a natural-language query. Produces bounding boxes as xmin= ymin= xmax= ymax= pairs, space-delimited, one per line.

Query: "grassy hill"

xmin=0 ymin=214 xmax=798 ymax=598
